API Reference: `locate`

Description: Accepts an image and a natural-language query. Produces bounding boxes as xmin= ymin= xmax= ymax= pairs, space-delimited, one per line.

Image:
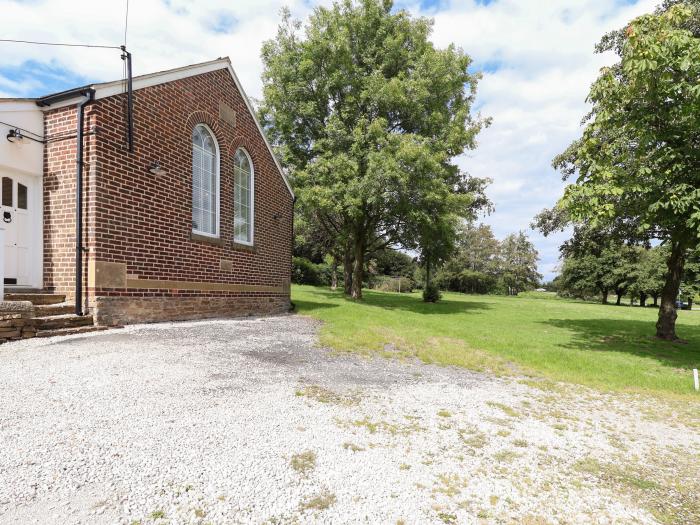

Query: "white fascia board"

xmin=0 ymin=100 xmax=42 ymax=112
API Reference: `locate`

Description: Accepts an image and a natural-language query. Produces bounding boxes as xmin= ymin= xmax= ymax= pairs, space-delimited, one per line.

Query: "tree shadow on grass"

xmin=362 ymin=290 xmax=491 ymax=315
xmin=543 ymin=318 xmax=700 ymax=370
xmin=294 ymin=286 xmax=490 ymax=316
xmin=292 ymin=299 xmax=342 ymax=313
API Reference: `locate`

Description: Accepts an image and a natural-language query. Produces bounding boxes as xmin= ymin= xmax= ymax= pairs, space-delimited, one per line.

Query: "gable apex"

xmin=35 ymin=57 xmax=294 ymax=199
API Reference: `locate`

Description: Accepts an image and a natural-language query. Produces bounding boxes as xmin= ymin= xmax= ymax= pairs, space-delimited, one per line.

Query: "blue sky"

xmin=0 ymin=0 xmax=661 ymax=279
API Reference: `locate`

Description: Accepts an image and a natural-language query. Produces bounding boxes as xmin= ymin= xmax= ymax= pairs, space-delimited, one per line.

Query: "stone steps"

xmin=0 ymin=290 xmax=109 ymax=342
xmin=5 ymin=293 xmax=67 ymax=305
xmin=34 ymin=302 xmax=75 ymax=317
xmin=36 ymin=325 xmax=109 ymax=338
xmin=35 ymin=314 xmax=95 ymax=331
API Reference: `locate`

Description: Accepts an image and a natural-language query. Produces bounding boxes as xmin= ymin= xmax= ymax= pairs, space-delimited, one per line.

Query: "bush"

xmin=423 ymin=281 xmax=442 ymax=303
xmin=435 ymin=269 xmax=496 ymax=295
xmin=373 ymin=275 xmax=414 ymax=293
xmin=292 ymin=257 xmax=324 ymax=286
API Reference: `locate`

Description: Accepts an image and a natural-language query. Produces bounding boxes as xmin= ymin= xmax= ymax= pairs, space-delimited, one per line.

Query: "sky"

xmin=0 ymin=0 xmax=662 ymax=280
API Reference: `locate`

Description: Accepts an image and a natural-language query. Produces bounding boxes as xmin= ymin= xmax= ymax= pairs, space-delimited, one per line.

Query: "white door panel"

xmin=1 ymin=172 xmax=39 ymax=287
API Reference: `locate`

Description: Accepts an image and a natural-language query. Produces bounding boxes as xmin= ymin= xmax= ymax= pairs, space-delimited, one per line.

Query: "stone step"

xmin=4 ymin=287 xmax=42 ymax=294
xmin=36 ymin=325 xmax=109 ymax=339
xmin=35 ymin=314 xmax=94 ymax=331
xmin=5 ymin=293 xmax=67 ymax=305
xmin=33 ymin=302 xmax=75 ymax=317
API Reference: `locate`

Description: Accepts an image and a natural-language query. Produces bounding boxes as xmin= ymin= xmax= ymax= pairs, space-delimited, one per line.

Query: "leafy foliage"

xmin=499 ymin=232 xmax=542 ymax=295
xmin=551 ymin=3 xmax=700 ymax=339
xmin=422 ymin=281 xmax=441 ymax=303
xmin=434 ymin=224 xmax=541 ymax=295
xmin=260 ymin=0 xmax=490 ymax=299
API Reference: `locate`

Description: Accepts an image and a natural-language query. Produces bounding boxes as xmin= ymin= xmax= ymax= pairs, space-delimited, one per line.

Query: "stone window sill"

xmin=190 ymin=232 xmax=225 ymax=246
xmin=190 ymin=232 xmax=256 ymax=253
xmin=231 ymin=242 xmax=256 ymax=253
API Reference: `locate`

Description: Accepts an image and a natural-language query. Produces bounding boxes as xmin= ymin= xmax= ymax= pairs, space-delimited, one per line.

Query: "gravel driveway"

xmin=0 ymin=315 xmax=698 ymax=525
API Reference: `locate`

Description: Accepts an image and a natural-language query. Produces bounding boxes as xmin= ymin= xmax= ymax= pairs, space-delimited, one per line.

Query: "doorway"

xmin=1 ymin=172 xmax=41 ymax=288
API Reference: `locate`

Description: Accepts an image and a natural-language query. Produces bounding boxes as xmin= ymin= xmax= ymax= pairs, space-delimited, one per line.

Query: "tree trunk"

xmin=640 ymin=293 xmax=647 ymax=307
xmin=616 ymin=292 xmax=622 ymax=306
xmin=426 ymin=258 xmax=431 ymax=289
xmin=653 ymin=294 xmax=659 ymax=307
xmin=688 ymin=297 xmax=694 ymax=310
xmin=330 ymin=258 xmax=338 ymax=291
xmin=656 ymin=240 xmax=686 ymax=341
xmin=343 ymin=246 xmax=353 ymax=296
xmin=350 ymin=235 xmax=365 ymax=300
xmin=602 ymin=290 xmax=609 ymax=304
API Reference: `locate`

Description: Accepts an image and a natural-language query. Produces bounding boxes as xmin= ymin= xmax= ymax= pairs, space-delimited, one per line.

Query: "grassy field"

xmin=292 ymin=285 xmax=700 ymax=398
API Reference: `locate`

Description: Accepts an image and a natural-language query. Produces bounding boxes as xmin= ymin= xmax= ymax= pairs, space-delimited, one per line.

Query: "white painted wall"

xmin=0 ymin=100 xmax=44 ymax=175
xmin=0 ymin=100 xmax=44 ymax=289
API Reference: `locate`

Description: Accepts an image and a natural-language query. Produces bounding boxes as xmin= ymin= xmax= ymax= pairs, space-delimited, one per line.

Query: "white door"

xmin=1 ymin=174 xmax=32 ymax=286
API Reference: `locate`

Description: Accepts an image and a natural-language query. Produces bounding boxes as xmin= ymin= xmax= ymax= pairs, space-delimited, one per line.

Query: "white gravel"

xmin=0 ymin=315 xmax=697 ymax=524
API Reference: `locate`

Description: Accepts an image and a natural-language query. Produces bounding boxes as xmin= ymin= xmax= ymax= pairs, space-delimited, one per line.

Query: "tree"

xmin=454 ymin=222 xmax=501 ymax=275
xmin=558 ymin=254 xmax=603 ymax=300
xmin=682 ymin=248 xmax=700 ymax=308
xmin=259 ymin=0 xmax=488 ymax=300
xmin=558 ymin=249 xmax=622 ymax=303
xmin=552 ymin=4 xmax=700 ymax=340
xmin=372 ymin=249 xmax=416 ymax=280
xmin=629 ymin=246 xmax=668 ymax=306
xmin=498 ymin=232 xmax=542 ymax=295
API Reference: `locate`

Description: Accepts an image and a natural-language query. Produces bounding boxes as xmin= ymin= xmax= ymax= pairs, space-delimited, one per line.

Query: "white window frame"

xmin=191 ymin=123 xmax=220 ymax=238
xmin=233 ymin=147 xmax=254 ymax=246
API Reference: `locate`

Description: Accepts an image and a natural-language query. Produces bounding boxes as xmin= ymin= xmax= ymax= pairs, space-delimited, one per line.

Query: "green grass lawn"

xmin=292 ymin=285 xmax=700 ymax=398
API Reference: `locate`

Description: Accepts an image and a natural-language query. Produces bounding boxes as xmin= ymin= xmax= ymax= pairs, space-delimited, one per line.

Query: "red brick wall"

xmin=43 ymin=104 xmax=96 ymax=304
xmin=43 ymin=67 xmax=293 ymax=322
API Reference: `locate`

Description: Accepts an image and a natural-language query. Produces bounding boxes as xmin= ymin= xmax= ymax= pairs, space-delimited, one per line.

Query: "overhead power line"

xmin=0 ymin=39 xmax=121 ymax=50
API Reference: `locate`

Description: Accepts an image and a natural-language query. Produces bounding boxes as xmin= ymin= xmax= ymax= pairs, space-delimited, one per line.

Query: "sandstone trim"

xmin=125 ymin=278 xmax=284 ymax=293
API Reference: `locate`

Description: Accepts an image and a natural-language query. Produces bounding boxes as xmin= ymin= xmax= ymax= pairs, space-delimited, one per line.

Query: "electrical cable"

xmin=0 ymin=120 xmax=43 ymax=139
xmin=0 ymin=39 xmax=121 ymax=49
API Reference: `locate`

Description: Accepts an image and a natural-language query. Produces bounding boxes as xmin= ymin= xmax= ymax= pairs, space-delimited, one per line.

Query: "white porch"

xmin=0 ymin=100 xmax=44 ymax=292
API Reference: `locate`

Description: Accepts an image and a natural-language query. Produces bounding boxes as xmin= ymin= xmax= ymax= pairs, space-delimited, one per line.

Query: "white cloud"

xmin=412 ymin=0 xmax=659 ymax=280
xmin=0 ymin=0 xmax=662 ymax=279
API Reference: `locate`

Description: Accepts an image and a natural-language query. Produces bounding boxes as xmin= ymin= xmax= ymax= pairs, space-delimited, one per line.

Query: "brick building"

xmin=0 ymin=58 xmax=294 ymax=332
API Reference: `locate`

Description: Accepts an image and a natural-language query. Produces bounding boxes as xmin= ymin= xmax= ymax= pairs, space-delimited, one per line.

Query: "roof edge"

xmin=223 ymin=62 xmax=295 ymax=200
xmin=28 ymin=57 xmax=294 ymax=199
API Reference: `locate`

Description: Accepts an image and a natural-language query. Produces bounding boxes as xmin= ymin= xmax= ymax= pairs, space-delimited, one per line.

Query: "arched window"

xmin=233 ymin=148 xmax=254 ymax=244
xmin=192 ymin=124 xmax=219 ymax=236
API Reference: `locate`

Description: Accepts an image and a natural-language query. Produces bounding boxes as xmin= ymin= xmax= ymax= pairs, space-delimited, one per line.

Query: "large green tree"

xmin=498 ymin=232 xmax=542 ymax=295
xmin=259 ymin=0 xmax=488 ymax=299
xmin=553 ymin=3 xmax=700 ymax=340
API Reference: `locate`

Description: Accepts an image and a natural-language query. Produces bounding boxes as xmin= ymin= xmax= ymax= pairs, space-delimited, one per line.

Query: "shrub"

xmin=435 ymin=269 xmax=497 ymax=295
xmin=423 ymin=281 xmax=442 ymax=303
xmin=373 ymin=275 xmax=414 ymax=293
xmin=292 ymin=257 xmax=323 ymax=285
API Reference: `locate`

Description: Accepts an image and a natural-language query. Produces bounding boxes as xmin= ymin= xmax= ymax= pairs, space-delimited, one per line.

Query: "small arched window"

xmin=233 ymin=148 xmax=254 ymax=244
xmin=192 ymin=124 xmax=219 ymax=236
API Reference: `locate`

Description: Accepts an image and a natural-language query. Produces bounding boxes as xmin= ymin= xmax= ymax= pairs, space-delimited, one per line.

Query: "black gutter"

xmin=36 ymin=85 xmax=93 ymax=107
xmin=74 ymin=90 xmax=95 ymax=316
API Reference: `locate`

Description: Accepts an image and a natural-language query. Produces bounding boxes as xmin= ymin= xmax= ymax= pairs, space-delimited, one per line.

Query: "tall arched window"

xmin=192 ymin=124 xmax=219 ymax=237
xmin=233 ymin=148 xmax=254 ymax=244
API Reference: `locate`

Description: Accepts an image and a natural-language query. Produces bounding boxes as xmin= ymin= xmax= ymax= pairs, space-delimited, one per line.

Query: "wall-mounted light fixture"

xmin=6 ymin=128 xmax=24 ymax=143
xmin=5 ymin=127 xmax=44 ymax=144
xmin=148 ymin=161 xmax=168 ymax=176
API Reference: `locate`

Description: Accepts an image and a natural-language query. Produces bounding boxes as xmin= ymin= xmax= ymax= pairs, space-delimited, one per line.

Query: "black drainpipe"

xmin=290 ymin=195 xmax=296 ymax=310
xmin=75 ymin=90 xmax=95 ymax=316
